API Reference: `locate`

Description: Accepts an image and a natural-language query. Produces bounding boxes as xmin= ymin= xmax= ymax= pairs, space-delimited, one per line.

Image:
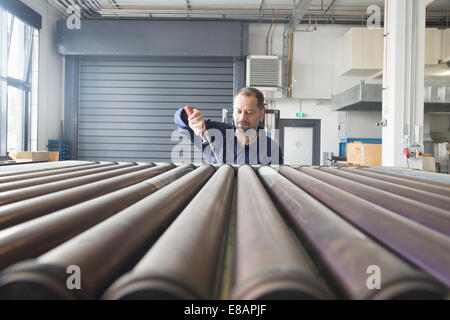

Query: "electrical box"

xmin=338 ymin=111 xmax=382 ymax=139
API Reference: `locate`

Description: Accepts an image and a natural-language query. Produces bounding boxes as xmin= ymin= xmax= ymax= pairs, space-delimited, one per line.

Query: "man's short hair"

xmin=235 ymin=87 xmax=265 ymax=110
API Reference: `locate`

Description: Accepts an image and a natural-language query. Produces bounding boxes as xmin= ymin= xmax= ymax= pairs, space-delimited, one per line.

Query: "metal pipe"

xmin=0 ymin=162 xmax=116 ymax=184
xmin=340 ymin=167 xmax=450 ymax=197
xmin=0 ymin=165 xmax=215 ymax=299
xmin=265 ymin=10 xmax=274 ymax=55
xmin=99 ymin=6 xmax=293 ymax=12
xmin=298 ymin=167 xmax=450 ymax=237
xmin=318 ymin=167 xmax=450 ymax=212
xmin=0 ymin=162 xmax=125 ymax=192
xmin=258 ymin=166 xmax=445 ymax=299
xmin=0 ymin=163 xmax=153 ymax=206
xmin=0 ymin=163 xmax=162 ymax=230
xmin=0 ymin=164 xmax=193 ymax=271
xmin=231 ymin=165 xmax=332 ymax=300
xmin=0 ymin=161 xmax=97 ymax=178
xmin=359 ymin=167 xmax=450 ymax=188
xmin=86 ymin=4 xmax=447 ymax=17
xmin=279 ymin=166 xmax=450 ymax=288
xmin=103 ymin=165 xmax=235 ymax=300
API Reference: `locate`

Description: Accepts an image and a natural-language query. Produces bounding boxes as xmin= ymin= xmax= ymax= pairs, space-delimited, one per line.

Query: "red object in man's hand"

xmin=184 ymin=106 xmax=194 ymax=117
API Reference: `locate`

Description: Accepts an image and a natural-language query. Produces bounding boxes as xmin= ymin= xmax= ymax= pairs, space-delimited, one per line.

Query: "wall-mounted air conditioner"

xmin=246 ymin=55 xmax=282 ymax=91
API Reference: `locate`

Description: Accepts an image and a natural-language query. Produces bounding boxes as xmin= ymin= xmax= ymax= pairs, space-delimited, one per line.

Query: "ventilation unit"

xmin=246 ymin=55 xmax=282 ymax=91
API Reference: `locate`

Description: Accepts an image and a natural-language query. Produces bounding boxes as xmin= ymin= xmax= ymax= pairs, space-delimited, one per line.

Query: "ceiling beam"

xmin=324 ymin=0 xmax=336 ymax=14
xmin=259 ymin=0 xmax=265 ymax=24
xmin=185 ymin=0 xmax=190 ymax=20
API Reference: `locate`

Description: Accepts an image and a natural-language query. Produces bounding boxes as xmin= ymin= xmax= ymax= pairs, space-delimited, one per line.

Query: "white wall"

xmin=20 ymin=0 xmax=64 ymax=150
xmin=249 ymin=23 xmax=382 ymax=163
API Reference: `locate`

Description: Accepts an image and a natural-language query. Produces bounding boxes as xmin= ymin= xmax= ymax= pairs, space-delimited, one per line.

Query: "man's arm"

xmin=174 ymin=107 xmax=191 ymax=132
xmin=174 ymin=107 xmax=228 ymax=135
xmin=174 ymin=106 xmax=229 ymax=148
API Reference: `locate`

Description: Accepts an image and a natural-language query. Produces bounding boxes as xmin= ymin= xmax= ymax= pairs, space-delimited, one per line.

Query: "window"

xmin=0 ymin=8 xmax=39 ymax=156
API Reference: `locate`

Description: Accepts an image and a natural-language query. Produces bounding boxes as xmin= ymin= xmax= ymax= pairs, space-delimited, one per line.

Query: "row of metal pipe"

xmin=0 ymin=162 xmax=448 ymax=299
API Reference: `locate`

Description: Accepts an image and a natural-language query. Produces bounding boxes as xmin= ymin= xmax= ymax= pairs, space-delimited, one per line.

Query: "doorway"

xmin=279 ymin=119 xmax=321 ymax=166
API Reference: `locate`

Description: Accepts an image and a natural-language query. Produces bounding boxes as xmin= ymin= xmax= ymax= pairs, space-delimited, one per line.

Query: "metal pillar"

xmin=382 ymin=0 xmax=434 ymax=169
xmin=0 ymin=10 xmax=8 ymax=157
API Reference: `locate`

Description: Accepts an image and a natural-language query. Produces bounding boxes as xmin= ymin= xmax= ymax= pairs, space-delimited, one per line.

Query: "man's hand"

xmin=186 ymin=107 xmax=206 ymax=136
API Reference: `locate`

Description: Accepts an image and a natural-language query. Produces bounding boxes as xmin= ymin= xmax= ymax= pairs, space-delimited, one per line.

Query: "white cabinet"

xmin=441 ymin=29 xmax=450 ymax=63
xmin=340 ymin=28 xmax=384 ymax=77
xmin=425 ymin=28 xmax=442 ymax=65
xmin=340 ymin=27 xmax=450 ymax=77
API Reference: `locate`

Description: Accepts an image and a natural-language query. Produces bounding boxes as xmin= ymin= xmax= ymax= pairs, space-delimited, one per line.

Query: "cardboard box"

xmin=49 ymin=151 xmax=60 ymax=162
xmin=347 ymin=142 xmax=382 ymax=166
xmin=8 ymin=151 xmax=50 ymax=162
xmin=423 ymin=156 xmax=436 ymax=172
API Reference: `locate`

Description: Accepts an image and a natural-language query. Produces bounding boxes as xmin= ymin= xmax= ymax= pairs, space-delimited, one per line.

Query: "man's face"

xmin=233 ymin=93 xmax=265 ymax=132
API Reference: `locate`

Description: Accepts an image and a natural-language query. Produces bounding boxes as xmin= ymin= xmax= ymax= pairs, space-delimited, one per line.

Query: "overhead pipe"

xmin=0 ymin=163 xmax=164 ymax=230
xmin=0 ymin=163 xmax=153 ymax=206
xmin=103 ymin=165 xmax=235 ymax=300
xmin=298 ymin=167 xmax=450 ymax=237
xmin=0 ymin=161 xmax=97 ymax=178
xmin=339 ymin=167 xmax=450 ymax=197
xmin=318 ymin=167 xmax=450 ymax=212
xmin=284 ymin=0 xmax=312 ymax=98
xmin=279 ymin=166 xmax=450 ymax=288
xmin=0 ymin=162 xmax=116 ymax=184
xmin=258 ymin=166 xmax=445 ymax=299
xmin=96 ymin=5 xmax=444 ymax=17
xmin=359 ymin=167 xmax=450 ymax=188
xmin=0 ymin=162 xmax=125 ymax=192
xmin=270 ymin=10 xmax=279 ymax=55
xmin=265 ymin=9 xmax=274 ymax=55
xmin=231 ymin=165 xmax=332 ymax=300
xmin=0 ymin=164 xmax=193 ymax=271
xmin=0 ymin=165 xmax=215 ymax=299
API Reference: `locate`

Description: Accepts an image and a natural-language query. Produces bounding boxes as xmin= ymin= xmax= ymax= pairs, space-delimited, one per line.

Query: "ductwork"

xmin=332 ymin=82 xmax=450 ymax=112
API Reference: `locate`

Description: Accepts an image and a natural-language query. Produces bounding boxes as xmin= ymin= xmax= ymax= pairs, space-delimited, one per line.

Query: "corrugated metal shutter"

xmin=78 ymin=57 xmax=234 ymax=162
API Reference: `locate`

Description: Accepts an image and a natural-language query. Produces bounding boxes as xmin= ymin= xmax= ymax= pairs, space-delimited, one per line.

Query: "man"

xmin=174 ymin=87 xmax=283 ymax=164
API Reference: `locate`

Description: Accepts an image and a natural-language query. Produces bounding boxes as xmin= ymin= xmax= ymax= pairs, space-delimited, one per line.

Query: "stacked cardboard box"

xmin=347 ymin=142 xmax=382 ymax=166
xmin=8 ymin=151 xmax=59 ymax=163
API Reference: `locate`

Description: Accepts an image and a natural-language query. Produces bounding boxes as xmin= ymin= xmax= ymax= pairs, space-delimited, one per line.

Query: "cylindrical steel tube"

xmin=0 ymin=162 xmax=117 ymax=184
xmin=318 ymin=167 xmax=450 ymax=211
xmin=360 ymin=167 xmax=450 ymax=188
xmin=231 ymin=165 xmax=332 ymax=300
xmin=340 ymin=167 xmax=450 ymax=197
xmin=259 ymin=166 xmax=446 ymax=299
xmin=279 ymin=166 xmax=450 ymax=288
xmin=0 ymin=162 xmax=126 ymax=192
xmin=103 ymin=165 xmax=234 ymax=300
xmin=0 ymin=163 xmax=163 ymax=230
xmin=0 ymin=161 xmax=97 ymax=178
xmin=0 ymin=164 xmax=194 ymax=271
xmin=0 ymin=163 xmax=153 ymax=206
xmin=0 ymin=165 xmax=215 ymax=299
xmin=298 ymin=167 xmax=450 ymax=237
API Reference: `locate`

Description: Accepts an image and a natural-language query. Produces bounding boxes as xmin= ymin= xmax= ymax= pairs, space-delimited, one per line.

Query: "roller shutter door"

xmin=78 ymin=57 xmax=234 ymax=162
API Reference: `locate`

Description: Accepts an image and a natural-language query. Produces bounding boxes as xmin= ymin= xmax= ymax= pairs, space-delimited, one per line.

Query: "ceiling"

xmin=46 ymin=0 xmax=450 ymax=27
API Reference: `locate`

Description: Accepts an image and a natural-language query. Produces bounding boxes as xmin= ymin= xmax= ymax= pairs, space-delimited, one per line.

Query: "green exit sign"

xmin=296 ymin=113 xmax=305 ymax=118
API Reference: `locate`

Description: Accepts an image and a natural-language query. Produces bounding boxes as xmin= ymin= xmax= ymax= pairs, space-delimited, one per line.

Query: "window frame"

xmin=0 ymin=9 xmax=38 ymax=156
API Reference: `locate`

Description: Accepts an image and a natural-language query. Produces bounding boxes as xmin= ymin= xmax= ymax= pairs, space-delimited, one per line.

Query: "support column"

xmin=0 ymin=10 xmax=7 ymax=156
xmin=382 ymin=0 xmax=434 ymax=169
xmin=64 ymin=56 xmax=80 ymax=160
